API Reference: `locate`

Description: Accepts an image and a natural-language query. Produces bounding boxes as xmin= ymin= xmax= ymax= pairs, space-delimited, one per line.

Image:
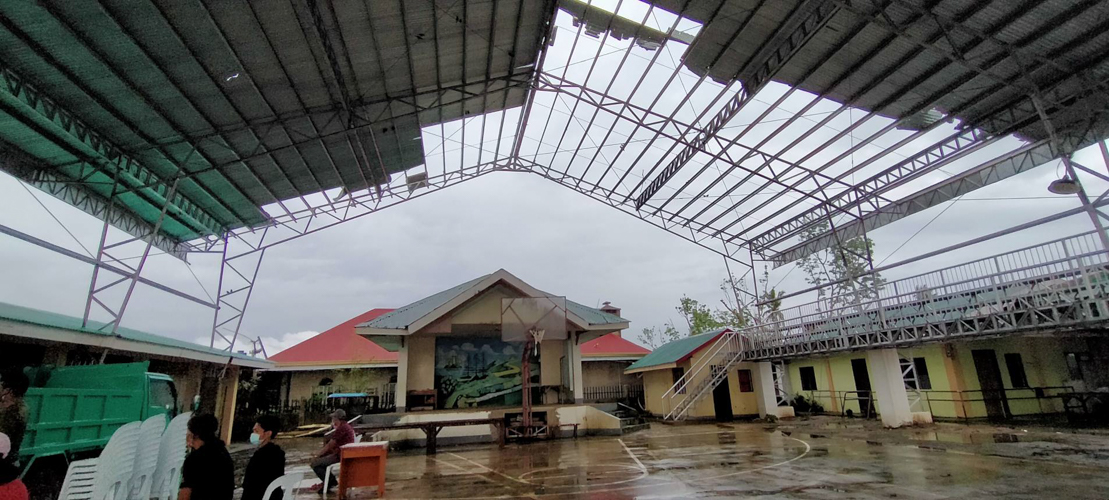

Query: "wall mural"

xmin=435 ymin=337 xmax=538 ymax=408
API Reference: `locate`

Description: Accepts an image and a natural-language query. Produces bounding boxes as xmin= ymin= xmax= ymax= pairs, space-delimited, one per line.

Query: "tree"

xmin=798 ymin=222 xmax=884 ymax=312
xmin=640 ymin=323 xmax=681 ymax=349
xmin=676 ymin=295 xmax=727 ymax=335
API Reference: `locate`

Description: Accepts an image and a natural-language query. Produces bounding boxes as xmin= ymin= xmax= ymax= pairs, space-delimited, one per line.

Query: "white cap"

xmin=0 ymin=432 xmax=10 ymax=459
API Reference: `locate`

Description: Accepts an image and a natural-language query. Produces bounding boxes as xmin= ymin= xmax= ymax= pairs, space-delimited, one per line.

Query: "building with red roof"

xmin=578 ymin=302 xmax=651 ymax=402
xmin=265 ymin=308 xmax=399 ymax=413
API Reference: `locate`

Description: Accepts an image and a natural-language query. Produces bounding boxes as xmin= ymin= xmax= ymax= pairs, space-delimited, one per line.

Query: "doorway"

xmin=972 ymin=349 xmax=1010 ymax=420
xmin=851 ymin=359 xmax=874 ymax=418
xmin=712 ymin=367 xmax=733 ymax=421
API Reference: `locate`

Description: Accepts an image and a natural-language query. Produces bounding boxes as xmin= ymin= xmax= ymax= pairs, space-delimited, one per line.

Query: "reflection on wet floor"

xmin=322 ymin=421 xmax=1109 ymax=499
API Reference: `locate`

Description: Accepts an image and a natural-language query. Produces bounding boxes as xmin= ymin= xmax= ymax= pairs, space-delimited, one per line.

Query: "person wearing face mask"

xmin=178 ymin=414 xmax=234 ymax=500
xmin=0 ymin=369 xmax=28 ymax=478
xmin=241 ymin=415 xmax=286 ymax=500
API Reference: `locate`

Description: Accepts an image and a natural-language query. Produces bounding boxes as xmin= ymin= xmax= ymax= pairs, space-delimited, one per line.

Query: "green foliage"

xmin=797 ymin=222 xmax=885 ymax=310
xmin=791 ymin=394 xmax=824 ymax=414
xmin=640 ymin=323 xmax=681 ymax=349
xmin=676 ymin=295 xmax=727 ymax=335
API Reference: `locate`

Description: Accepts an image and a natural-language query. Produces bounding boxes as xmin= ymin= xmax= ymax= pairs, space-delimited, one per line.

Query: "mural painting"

xmin=435 ymin=337 xmax=538 ymax=408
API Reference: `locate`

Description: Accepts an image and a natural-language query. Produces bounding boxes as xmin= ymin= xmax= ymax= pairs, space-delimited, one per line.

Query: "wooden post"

xmin=217 ymin=366 xmax=240 ymax=445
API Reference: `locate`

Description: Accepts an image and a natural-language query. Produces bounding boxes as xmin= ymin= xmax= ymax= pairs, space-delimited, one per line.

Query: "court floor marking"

xmin=619 ymin=438 xmax=648 ymax=472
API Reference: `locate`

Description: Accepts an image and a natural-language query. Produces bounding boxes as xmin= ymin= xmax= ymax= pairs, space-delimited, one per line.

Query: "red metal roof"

xmin=269 ymin=308 xmax=398 ymax=366
xmin=581 ymin=332 xmax=650 ymax=357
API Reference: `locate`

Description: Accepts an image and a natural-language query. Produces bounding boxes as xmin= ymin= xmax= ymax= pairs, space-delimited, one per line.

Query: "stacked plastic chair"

xmin=58 ymin=420 xmax=142 ymax=500
xmin=126 ymin=414 xmax=167 ymax=500
xmin=262 ymin=472 xmax=307 ymax=500
xmin=148 ymin=412 xmax=191 ymax=500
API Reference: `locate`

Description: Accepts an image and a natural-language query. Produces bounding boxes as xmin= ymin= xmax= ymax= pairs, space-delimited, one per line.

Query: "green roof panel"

xmin=625 ymin=329 xmax=728 ymax=372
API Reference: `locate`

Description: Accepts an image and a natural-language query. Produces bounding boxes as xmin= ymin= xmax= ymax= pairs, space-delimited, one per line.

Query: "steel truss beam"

xmin=0 ymin=64 xmax=222 ymax=241
xmin=769 ymin=139 xmax=1059 ymax=266
xmin=83 ymin=175 xmax=183 ymax=332
xmin=205 ymin=158 xmax=517 ymax=351
xmin=633 ymin=0 xmax=839 ymax=210
xmin=532 ymin=72 xmax=867 ymax=224
xmin=513 ymin=157 xmax=752 ymax=267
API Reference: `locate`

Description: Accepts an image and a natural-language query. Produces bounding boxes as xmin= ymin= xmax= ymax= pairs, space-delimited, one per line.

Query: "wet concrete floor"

xmin=262 ymin=419 xmax=1109 ymax=499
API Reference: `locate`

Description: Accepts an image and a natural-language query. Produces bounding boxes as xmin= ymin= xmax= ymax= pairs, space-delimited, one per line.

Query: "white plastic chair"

xmin=262 ymin=471 xmax=307 ymax=500
xmin=126 ymin=414 xmax=167 ymax=500
xmin=59 ymin=420 xmax=142 ymax=500
xmin=148 ymin=412 xmax=191 ymax=500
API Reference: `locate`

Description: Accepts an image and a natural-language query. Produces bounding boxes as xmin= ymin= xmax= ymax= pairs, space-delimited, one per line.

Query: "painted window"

xmin=1004 ymin=353 xmax=1029 ymax=388
xmin=737 ymin=369 xmax=753 ymax=392
xmin=798 ymin=366 xmax=817 ymax=391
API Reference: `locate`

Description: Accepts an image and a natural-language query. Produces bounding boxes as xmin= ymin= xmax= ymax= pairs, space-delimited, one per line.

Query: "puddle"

xmin=908 ymin=431 xmax=1023 ymax=444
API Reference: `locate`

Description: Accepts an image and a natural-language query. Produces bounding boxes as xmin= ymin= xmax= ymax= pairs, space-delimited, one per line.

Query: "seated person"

xmin=309 ymin=409 xmax=356 ymax=494
xmin=242 ymin=415 xmax=286 ymax=500
xmin=0 ymin=433 xmax=28 ymax=500
xmin=179 ymin=414 xmax=234 ymax=500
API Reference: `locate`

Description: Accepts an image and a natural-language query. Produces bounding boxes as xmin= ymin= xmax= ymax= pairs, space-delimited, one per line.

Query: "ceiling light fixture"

xmin=1048 ymin=175 xmax=1081 ymax=195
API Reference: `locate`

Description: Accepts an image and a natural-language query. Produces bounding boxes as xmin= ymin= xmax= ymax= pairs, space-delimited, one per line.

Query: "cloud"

xmin=256 ymin=330 xmax=319 ymax=356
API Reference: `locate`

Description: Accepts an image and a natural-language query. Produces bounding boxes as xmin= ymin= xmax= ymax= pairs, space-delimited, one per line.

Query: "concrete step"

xmin=620 ymin=422 xmax=650 ymax=435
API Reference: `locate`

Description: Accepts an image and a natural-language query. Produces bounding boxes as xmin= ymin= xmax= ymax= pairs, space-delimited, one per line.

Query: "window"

xmin=1066 ymin=352 xmax=1089 ymax=381
xmin=737 ymin=370 xmax=753 ymax=392
xmin=913 ymin=358 xmax=932 ymax=390
xmin=1005 ymin=353 xmax=1029 ymax=388
xmin=799 ymin=366 xmax=818 ymax=391
xmin=672 ymin=367 xmax=686 ymax=394
xmin=902 ymin=358 xmax=932 ymax=390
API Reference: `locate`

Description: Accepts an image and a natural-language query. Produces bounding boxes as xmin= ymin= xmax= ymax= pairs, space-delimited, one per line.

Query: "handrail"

xmin=662 ymin=331 xmax=747 ymax=420
xmin=742 ymin=239 xmax=1109 ymax=354
xmin=661 ymin=330 xmax=737 ymax=399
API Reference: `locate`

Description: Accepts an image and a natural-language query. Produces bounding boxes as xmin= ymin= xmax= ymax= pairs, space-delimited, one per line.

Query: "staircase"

xmin=613 ymin=404 xmax=650 ymax=434
xmin=663 ymin=331 xmax=747 ymax=421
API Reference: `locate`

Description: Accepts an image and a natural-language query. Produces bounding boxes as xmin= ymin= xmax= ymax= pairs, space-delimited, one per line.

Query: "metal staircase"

xmin=662 ymin=331 xmax=747 ymax=421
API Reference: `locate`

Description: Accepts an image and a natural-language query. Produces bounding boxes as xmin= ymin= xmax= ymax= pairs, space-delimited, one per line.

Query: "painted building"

xmin=579 ymin=302 xmax=650 ymax=402
xmin=265 ymin=308 xmax=399 ymax=414
xmin=627 ymin=329 xmax=778 ymax=421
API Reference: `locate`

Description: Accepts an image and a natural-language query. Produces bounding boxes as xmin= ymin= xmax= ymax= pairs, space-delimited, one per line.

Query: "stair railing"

xmin=661 ymin=331 xmax=746 ymax=420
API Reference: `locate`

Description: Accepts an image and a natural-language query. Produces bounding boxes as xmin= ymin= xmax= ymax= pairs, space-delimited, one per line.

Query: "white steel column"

xmin=865 ymin=349 xmax=914 ymax=428
xmin=753 ymin=361 xmax=779 ymax=418
xmin=395 ymin=339 xmax=409 ymax=413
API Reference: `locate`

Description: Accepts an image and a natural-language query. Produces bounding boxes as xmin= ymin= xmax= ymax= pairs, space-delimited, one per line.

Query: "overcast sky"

xmin=1 ymin=3 xmax=1106 ymax=355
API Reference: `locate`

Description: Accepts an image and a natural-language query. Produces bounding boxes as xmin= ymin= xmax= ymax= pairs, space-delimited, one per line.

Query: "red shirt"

xmin=330 ymin=421 xmax=356 ymax=451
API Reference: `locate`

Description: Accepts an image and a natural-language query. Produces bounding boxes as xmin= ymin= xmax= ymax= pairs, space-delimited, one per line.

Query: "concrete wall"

xmin=639 ymin=357 xmax=760 ymax=419
xmin=283 ymin=367 xmax=396 ymax=402
xmin=369 ymin=404 xmax=621 ymax=446
xmin=782 ymin=336 xmax=1092 ymax=420
xmin=582 ymin=360 xmax=639 ymax=387
xmin=406 ymin=335 xmax=437 ymax=392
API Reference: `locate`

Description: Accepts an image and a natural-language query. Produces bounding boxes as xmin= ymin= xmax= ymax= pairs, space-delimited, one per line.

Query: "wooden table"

xmin=353 ymin=418 xmax=505 ymax=455
xmin=338 ymin=442 xmax=388 ymax=499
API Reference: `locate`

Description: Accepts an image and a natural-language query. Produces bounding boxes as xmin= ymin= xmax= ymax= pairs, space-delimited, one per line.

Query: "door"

xmin=972 ymin=349 xmax=1010 ymax=420
xmin=851 ymin=359 xmax=873 ymax=418
xmin=712 ymin=367 xmax=733 ymax=421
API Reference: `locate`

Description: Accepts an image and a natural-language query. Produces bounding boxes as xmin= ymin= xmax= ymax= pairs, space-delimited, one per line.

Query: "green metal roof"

xmin=625 ymin=329 xmax=728 ymax=373
xmin=361 ymin=274 xmax=491 ymax=331
xmin=0 ymin=301 xmax=266 ymax=365
xmin=359 ymin=271 xmax=628 ymax=332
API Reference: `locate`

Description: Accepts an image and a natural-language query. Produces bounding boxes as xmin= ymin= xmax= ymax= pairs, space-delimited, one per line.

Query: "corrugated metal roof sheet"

xmin=581 ymin=332 xmax=650 ymax=357
xmin=0 ymin=301 xmax=266 ymax=365
xmin=625 ymin=328 xmax=727 ymax=372
xmin=358 ymin=272 xmax=629 ymax=331
xmin=360 ymin=274 xmax=490 ymax=330
xmin=269 ymin=308 xmax=397 ymax=366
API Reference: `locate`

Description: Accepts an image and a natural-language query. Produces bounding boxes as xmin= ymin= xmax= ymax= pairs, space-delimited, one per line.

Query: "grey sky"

xmin=0 ymin=2 xmax=1106 ymax=355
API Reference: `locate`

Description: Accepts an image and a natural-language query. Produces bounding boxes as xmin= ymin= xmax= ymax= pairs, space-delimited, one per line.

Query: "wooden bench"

xmin=353 ymin=418 xmax=505 ymax=455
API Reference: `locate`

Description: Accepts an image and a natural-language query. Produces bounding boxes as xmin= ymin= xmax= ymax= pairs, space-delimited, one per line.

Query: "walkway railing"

xmin=743 ymin=231 xmax=1109 ymax=359
xmin=662 ymin=330 xmax=746 ymax=420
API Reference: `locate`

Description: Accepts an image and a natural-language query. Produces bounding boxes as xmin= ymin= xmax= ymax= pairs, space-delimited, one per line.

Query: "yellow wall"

xmin=638 ymin=356 xmax=760 ymax=419
xmin=781 ymin=336 xmax=1087 ymax=420
xmin=642 ymin=369 xmax=674 ymax=416
xmin=406 ymin=335 xmax=437 ymax=391
xmin=452 ymin=285 xmax=513 ymax=324
xmin=727 ymin=363 xmax=759 ymax=416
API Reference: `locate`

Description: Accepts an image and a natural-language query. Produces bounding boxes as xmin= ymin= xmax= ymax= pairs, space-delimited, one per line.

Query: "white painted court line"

xmin=619 ymin=438 xmax=648 ymax=473
xmin=447 ymin=452 xmax=531 ymax=485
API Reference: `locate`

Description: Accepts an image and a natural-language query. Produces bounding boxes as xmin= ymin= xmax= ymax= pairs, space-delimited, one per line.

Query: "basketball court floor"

xmin=361 ymin=421 xmax=1109 ymax=499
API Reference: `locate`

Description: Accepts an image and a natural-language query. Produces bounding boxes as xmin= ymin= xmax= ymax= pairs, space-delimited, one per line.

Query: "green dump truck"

xmin=18 ymin=361 xmax=178 ymax=473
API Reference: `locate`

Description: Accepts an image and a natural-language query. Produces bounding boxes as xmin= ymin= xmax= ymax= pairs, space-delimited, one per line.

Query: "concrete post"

xmin=570 ymin=334 xmax=584 ymax=404
xmin=217 ymin=366 xmax=240 ymax=445
xmin=865 ymin=349 xmax=914 ymax=428
xmin=752 ymin=362 xmax=779 ymax=418
xmin=395 ymin=339 xmax=409 ymax=413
